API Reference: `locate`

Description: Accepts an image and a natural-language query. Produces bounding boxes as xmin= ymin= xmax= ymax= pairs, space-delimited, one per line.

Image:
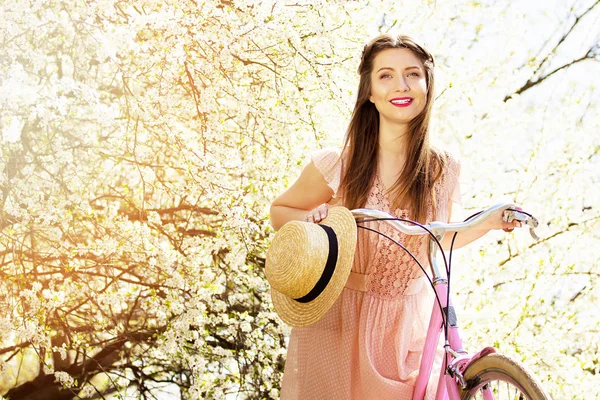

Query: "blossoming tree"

xmin=0 ymin=0 xmax=598 ymax=399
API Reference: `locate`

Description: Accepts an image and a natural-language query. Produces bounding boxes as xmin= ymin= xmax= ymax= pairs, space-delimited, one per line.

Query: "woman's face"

xmin=369 ymin=48 xmax=428 ymax=125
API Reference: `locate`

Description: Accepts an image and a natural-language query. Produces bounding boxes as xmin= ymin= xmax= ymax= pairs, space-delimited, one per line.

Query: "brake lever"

xmin=502 ymin=210 xmax=540 ymax=241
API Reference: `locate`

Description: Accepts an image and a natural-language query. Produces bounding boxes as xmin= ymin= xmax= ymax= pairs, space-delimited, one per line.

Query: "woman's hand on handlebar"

xmin=501 ymin=217 xmax=522 ymax=233
xmin=485 ymin=206 xmax=524 ymax=233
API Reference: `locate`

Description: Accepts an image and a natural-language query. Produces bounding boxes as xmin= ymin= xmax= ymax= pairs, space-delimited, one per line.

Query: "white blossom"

xmin=54 ymin=371 xmax=75 ymax=388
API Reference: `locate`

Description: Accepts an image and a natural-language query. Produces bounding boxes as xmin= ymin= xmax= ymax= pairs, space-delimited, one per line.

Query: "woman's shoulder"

xmin=311 ymin=146 xmax=343 ymax=161
xmin=432 ymin=148 xmax=461 ymax=176
xmin=309 ymin=146 xmax=346 ymax=199
xmin=432 ymin=149 xmax=462 ymax=205
xmin=310 ymin=146 xmax=347 ymax=170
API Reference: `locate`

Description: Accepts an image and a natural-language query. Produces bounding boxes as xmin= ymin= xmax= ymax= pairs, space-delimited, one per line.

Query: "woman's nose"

xmin=395 ymin=77 xmax=410 ymax=92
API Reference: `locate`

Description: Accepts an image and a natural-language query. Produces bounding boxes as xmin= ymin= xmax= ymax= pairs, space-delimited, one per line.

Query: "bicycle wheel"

xmin=460 ymin=353 xmax=550 ymax=400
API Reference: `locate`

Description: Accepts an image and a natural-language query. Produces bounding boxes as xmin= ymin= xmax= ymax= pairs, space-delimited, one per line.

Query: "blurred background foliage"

xmin=0 ymin=0 xmax=598 ymax=398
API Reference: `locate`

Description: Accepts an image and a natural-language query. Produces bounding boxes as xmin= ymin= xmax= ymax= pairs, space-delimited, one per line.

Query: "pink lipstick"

xmin=390 ymin=97 xmax=413 ymax=107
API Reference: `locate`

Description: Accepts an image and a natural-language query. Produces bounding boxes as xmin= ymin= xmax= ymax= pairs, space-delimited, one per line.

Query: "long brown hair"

xmin=340 ymin=34 xmax=446 ymax=223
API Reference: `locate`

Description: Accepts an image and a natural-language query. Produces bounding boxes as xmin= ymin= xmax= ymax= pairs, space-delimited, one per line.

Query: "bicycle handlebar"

xmin=351 ymin=202 xmax=540 ymax=241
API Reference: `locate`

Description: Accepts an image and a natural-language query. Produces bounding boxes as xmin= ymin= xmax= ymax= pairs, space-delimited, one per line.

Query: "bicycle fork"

xmin=413 ymin=234 xmax=467 ymax=400
xmin=417 ymin=278 xmax=498 ymax=400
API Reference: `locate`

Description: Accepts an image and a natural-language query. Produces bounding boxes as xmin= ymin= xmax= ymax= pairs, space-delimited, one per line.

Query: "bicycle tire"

xmin=460 ymin=353 xmax=550 ymax=400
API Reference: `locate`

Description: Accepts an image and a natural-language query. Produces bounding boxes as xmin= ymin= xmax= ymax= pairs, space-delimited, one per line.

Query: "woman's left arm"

xmin=440 ymin=202 xmax=521 ymax=251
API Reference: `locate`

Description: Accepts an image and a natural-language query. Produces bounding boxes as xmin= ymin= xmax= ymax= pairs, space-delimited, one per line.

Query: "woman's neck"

xmin=377 ymin=118 xmax=409 ymax=167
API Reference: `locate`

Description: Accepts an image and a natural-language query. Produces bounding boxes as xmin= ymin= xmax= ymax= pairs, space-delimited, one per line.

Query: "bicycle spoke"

xmin=462 ymin=354 xmax=548 ymax=400
xmin=472 ymin=378 xmax=531 ymax=400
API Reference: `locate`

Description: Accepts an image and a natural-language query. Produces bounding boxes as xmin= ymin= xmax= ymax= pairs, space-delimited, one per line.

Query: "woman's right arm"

xmin=269 ymin=161 xmax=335 ymax=231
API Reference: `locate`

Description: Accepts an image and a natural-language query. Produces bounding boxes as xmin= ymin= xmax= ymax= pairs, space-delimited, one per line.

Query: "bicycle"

xmin=352 ymin=202 xmax=550 ymax=400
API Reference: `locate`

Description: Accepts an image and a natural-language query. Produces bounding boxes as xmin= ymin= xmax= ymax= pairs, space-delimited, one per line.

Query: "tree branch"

xmin=498 ymin=215 xmax=600 ymax=266
xmin=504 ymin=1 xmax=600 ymax=101
xmin=3 ymin=330 xmax=162 ymax=400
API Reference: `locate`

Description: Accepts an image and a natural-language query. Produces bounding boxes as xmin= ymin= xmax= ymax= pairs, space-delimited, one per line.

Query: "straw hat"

xmin=266 ymin=207 xmax=357 ymax=327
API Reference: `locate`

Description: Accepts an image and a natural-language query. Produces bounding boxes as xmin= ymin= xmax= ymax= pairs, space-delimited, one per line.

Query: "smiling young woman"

xmin=369 ymin=49 xmax=428 ymax=126
xmin=342 ymin=36 xmax=442 ymax=226
xmin=268 ymin=34 xmax=523 ymax=400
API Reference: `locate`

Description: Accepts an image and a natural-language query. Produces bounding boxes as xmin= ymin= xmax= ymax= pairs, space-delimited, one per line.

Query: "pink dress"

xmin=280 ymin=147 xmax=461 ymax=400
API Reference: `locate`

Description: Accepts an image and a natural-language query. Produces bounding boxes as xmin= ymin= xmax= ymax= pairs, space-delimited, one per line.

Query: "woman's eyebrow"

xmin=376 ymin=66 xmax=422 ymax=73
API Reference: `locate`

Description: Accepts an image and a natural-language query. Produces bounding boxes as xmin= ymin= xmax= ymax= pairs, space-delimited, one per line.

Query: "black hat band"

xmin=293 ymin=224 xmax=339 ymax=304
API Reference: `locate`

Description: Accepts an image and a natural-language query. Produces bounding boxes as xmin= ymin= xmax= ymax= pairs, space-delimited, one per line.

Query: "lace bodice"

xmin=311 ymin=147 xmax=461 ymax=299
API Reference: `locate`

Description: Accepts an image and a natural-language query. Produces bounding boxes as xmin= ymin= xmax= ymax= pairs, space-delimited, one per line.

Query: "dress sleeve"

xmin=448 ymin=156 xmax=462 ymax=205
xmin=310 ymin=147 xmax=343 ymax=199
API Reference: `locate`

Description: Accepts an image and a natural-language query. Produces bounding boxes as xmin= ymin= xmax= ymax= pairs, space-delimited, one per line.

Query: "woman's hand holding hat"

xmin=266 ymin=206 xmax=357 ymax=327
xmin=304 ymin=204 xmax=329 ymax=223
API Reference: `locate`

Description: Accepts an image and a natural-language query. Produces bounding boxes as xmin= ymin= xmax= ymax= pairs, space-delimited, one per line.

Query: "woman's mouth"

xmin=390 ymin=97 xmax=413 ymax=107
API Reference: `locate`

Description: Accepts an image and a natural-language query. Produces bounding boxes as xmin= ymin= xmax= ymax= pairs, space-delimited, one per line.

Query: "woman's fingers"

xmin=311 ymin=204 xmax=328 ymax=223
xmin=317 ymin=204 xmax=328 ymax=221
xmin=502 ymin=220 xmax=522 ymax=232
xmin=304 ymin=204 xmax=328 ymax=223
xmin=501 ymin=204 xmax=524 ymax=232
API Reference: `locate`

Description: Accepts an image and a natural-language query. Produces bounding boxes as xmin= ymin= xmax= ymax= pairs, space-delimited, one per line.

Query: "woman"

xmin=269 ymin=34 xmax=520 ymax=400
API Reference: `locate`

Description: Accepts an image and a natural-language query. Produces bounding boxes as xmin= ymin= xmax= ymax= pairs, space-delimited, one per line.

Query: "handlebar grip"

xmin=502 ymin=209 xmax=540 ymax=240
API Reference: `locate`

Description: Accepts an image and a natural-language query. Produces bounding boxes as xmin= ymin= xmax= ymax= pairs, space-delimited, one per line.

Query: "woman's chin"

xmin=381 ymin=113 xmax=419 ymax=125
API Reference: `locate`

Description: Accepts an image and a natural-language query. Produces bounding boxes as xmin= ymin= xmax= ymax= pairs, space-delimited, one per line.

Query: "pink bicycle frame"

xmin=411 ymin=232 xmax=465 ymax=400
xmin=353 ymin=204 xmax=528 ymax=400
xmin=411 ymin=218 xmax=507 ymax=400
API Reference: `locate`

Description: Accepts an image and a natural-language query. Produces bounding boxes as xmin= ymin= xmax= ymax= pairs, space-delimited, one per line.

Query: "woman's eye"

xmin=380 ymin=74 xmax=392 ymax=79
xmin=407 ymin=72 xmax=420 ymax=77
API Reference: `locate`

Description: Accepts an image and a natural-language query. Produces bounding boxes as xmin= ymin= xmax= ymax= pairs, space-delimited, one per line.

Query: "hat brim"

xmin=270 ymin=207 xmax=357 ymax=327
